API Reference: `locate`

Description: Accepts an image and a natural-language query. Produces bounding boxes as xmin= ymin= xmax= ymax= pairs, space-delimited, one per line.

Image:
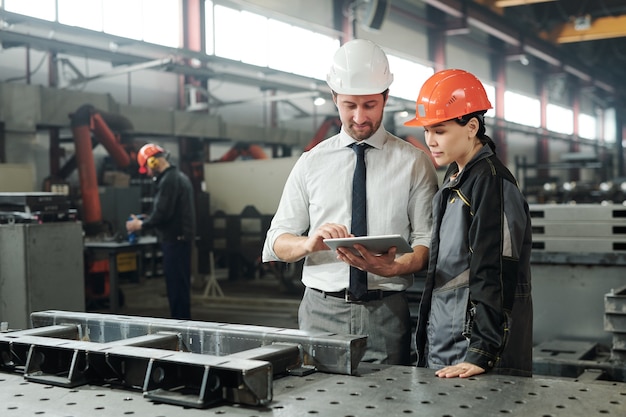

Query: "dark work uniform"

xmin=141 ymin=165 xmax=195 ymax=320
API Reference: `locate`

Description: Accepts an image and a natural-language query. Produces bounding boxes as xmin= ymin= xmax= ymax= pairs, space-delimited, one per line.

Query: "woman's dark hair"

xmin=454 ymin=111 xmax=496 ymax=152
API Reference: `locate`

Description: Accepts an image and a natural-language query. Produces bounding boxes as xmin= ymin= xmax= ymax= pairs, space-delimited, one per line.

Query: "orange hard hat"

xmin=137 ymin=143 xmax=164 ymax=174
xmin=404 ymin=69 xmax=492 ymax=127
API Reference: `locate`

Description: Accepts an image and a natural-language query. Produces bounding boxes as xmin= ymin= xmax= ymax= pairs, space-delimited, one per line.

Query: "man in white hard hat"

xmin=262 ymin=39 xmax=438 ymax=365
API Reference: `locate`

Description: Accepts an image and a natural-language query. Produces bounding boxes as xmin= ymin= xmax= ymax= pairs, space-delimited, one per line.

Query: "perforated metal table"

xmin=1 ymin=311 xmax=624 ymax=417
xmin=2 ymin=364 xmax=625 ymax=417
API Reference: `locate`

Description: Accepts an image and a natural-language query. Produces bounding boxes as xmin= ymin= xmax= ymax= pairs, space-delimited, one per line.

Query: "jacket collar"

xmin=154 ymin=165 xmax=175 ymax=182
xmin=445 ymin=144 xmax=494 ymax=186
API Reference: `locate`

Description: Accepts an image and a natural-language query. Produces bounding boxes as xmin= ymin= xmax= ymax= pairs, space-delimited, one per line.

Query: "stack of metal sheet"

xmin=605 ymin=285 xmax=626 ymax=362
xmin=529 ymin=203 xmax=626 ymax=253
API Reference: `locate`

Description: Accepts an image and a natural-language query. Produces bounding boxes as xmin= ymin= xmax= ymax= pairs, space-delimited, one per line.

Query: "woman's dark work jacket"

xmin=415 ymin=144 xmax=533 ymax=377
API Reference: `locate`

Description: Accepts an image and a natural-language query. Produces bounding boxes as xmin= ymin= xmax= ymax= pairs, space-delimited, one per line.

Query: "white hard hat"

xmin=326 ymin=39 xmax=393 ymax=95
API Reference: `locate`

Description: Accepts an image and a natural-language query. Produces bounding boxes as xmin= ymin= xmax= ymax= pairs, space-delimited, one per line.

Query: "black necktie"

xmin=349 ymin=143 xmax=369 ymax=300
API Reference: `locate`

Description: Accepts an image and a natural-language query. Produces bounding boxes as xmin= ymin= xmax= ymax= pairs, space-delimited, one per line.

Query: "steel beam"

xmin=1 ymin=311 xmax=369 ymax=409
xmin=0 ymin=324 xmax=80 ymax=370
xmin=550 ymin=15 xmax=626 ymax=43
xmin=30 ymin=311 xmax=367 ymax=375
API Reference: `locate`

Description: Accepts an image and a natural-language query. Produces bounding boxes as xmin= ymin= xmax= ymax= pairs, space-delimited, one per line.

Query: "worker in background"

xmin=262 ymin=39 xmax=439 ymax=365
xmin=126 ymin=143 xmax=196 ymax=320
xmin=405 ymin=69 xmax=533 ymax=378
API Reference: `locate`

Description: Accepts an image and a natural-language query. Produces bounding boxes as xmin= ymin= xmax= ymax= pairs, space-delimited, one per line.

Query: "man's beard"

xmin=346 ymin=119 xmax=381 ymax=141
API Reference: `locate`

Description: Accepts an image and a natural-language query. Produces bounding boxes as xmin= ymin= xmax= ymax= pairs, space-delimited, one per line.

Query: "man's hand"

xmin=335 ymin=243 xmax=399 ymax=277
xmin=273 ymin=223 xmax=351 ymax=263
xmin=304 ymin=223 xmax=352 ymax=253
xmin=435 ymin=362 xmax=485 ymax=378
xmin=126 ymin=214 xmax=143 ymax=233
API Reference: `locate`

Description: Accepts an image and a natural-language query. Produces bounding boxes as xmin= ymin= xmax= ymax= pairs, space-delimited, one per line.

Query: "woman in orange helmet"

xmin=405 ymin=69 xmax=533 ymax=378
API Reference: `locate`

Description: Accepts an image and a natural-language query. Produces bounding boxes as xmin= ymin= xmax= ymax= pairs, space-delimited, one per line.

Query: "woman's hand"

xmin=435 ymin=362 xmax=485 ymax=378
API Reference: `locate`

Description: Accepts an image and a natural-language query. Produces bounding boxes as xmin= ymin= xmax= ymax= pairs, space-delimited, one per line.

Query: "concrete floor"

xmin=102 ymin=269 xmax=303 ymax=329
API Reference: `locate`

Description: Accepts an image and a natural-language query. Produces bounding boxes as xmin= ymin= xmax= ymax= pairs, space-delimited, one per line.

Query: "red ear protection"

xmin=137 ymin=143 xmax=165 ymax=174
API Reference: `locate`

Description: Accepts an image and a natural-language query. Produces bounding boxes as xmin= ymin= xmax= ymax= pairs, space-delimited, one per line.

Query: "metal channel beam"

xmin=30 ymin=311 xmax=367 ymax=375
xmin=24 ymin=333 xmax=181 ymax=388
xmin=226 ymin=343 xmax=310 ymax=376
xmin=0 ymin=324 xmax=80 ymax=370
xmin=533 ymin=340 xmax=626 ymax=382
xmin=0 ymin=330 xmax=273 ymax=408
xmin=139 ymin=347 xmax=272 ymax=408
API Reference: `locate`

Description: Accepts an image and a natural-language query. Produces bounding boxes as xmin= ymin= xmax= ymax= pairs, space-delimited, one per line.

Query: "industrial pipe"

xmin=69 ymin=104 xmax=133 ymax=235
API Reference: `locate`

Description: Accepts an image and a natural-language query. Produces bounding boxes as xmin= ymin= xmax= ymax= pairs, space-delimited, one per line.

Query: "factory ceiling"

xmin=1 ymin=1 xmax=625 ymax=112
xmin=473 ymin=0 xmax=626 ymax=99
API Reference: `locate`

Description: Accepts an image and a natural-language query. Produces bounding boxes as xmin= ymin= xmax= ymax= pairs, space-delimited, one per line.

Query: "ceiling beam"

xmin=422 ymin=0 xmax=618 ymax=95
xmin=64 ymin=57 xmax=176 ymax=87
xmin=494 ymin=0 xmax=556 ymax=7
xmin=548 ymin=14 xmax=626 ymax=43
xmin=472 ymin=0 xmax=556 ymax=13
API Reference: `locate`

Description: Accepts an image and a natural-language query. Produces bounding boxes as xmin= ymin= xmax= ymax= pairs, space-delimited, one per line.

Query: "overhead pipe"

xmin=90 ymin=111 xmax=131 ymax=168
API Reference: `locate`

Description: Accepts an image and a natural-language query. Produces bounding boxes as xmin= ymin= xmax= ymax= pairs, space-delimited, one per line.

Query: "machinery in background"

xmin=216 ymin=143 xmax=269 ymax=162
xmin=0 ymin=192 xmax=76 ymax=224
xmin=515 ymin=152 xmax=616 ymax=204
xmin=43 ymin=104 xmax=149 ymax=309
xmin=303 ymin=115 xmax=341 ymax=151
xmin=0 ymin=192 xmax=84 ymax=329
xmin=67 ymin=104 xmax=134 ymax=236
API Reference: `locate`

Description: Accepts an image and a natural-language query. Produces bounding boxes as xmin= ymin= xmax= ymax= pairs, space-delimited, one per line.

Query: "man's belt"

xmin=311 ymin=287 xmax=402 ymax=302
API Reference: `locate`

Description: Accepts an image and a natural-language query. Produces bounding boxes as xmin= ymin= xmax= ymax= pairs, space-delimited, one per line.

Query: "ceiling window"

xmin=267 ymin=20 xmax=337 ymax=80
xmin=546 ymin=104 xmax=573 ymax=135
xmin=504 ymin=91 xmax=540 ymax=128
xmin=578 ymin=113 xmax=596 ymax=140
xmin=4 ymin=0 xmax=56 ymax=20
xmin=209 ymin=2 xmax=339 ymax=81
xmin=6 ymin=0 xmax=179 ymax=47
xmin=58 ymin=0 xmax=103 ymax=32
xmin=603 ymin=108 xmax=616 ymax=143
xmin=482 ymin=83 xmax=496 ymax=119
xmin=386 ymin=55 xmax=433 ymax=102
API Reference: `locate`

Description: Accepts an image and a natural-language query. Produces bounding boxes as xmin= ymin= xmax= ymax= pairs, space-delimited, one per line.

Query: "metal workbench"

xmin=1 ymin=311 xmax=625 ymax=416
xmin=1 ymin=361 xmax=624 ymax=416
xmin=84 ymin=236 xmax=158 ymax=312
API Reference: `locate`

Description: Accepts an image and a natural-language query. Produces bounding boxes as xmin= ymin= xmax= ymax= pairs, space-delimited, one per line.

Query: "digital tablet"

xmin=323 ymin=234 xmax=413 ymax=255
